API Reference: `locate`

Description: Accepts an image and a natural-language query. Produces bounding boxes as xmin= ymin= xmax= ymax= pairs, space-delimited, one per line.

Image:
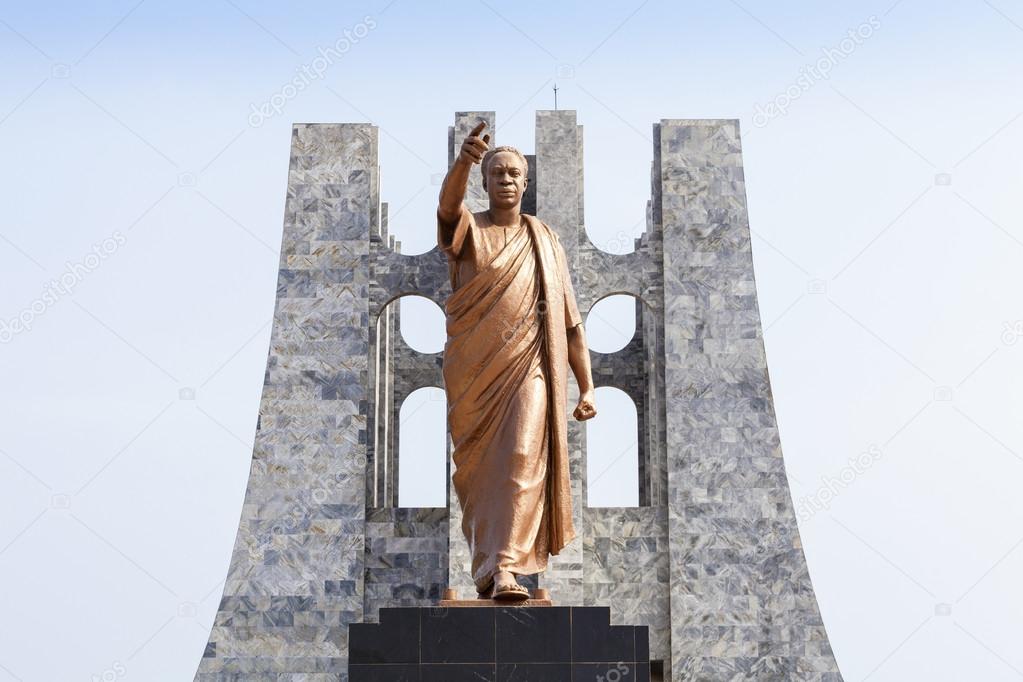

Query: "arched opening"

xmin=398 ymin=295 xmax=445 ymax=354
xmin=586 ymin=386 xmax=639 ymax=507
xmin=586 ymin=294 xmax=637 ymax=353
xmin=370 ymin=294 xmax=446 ymax=508
xmin=397 ymin=386 xmax=447 ymax=508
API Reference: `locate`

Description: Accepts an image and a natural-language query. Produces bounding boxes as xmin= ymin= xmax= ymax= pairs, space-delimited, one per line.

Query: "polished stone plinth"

xmin=349 ymin=605 xmax=650 ymax=681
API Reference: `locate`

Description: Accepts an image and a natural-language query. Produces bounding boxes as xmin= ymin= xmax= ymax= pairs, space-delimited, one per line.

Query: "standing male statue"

xmin=437 ymin=121 xmax=597 ymax=601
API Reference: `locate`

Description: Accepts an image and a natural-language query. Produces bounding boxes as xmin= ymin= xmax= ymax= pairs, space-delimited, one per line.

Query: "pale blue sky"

xmin=1 ymin=1 xmax=1022 ymax=680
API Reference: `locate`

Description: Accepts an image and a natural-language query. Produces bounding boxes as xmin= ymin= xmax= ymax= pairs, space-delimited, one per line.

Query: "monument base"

xmin=349 ymin=605 xmax=650 ymax=681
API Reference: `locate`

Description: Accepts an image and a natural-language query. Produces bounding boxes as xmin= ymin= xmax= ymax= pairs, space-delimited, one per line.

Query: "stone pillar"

xmin=659 ymin=119 xmax=842 ymax=679
xmin=535 ymin=109 xmax=586 ymax=606
xmin=195 ymin=123 xmax=376 ymax=679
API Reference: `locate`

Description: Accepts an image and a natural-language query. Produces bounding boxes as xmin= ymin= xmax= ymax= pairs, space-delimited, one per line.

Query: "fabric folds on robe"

xmin=438 ymin=205 xmax=581 ymax=592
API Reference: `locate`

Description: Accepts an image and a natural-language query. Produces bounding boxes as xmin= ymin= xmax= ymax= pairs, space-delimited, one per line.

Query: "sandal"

xmin=491 ymin=571 xmax=530 ymax=602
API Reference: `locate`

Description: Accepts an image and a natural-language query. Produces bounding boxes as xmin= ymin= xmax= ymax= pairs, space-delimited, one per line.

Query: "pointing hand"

xmin=458 ymin=120 xmax=491 ymax=165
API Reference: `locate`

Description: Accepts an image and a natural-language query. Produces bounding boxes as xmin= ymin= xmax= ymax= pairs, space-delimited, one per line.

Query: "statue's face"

xmin=484 ymin=151 xmax=527 ymax=210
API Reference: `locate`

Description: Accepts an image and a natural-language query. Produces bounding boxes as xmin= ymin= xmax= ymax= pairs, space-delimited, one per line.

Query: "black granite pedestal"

xmin=349 ymin=605 xmax=650 ymax=681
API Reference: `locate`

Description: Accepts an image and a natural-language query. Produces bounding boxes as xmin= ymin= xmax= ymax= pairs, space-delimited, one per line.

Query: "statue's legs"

xmin=459 ymin=354 xmax=551 ymax=597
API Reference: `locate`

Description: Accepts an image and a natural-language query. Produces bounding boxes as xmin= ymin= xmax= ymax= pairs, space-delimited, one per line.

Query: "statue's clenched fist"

xmin=573 ymin=389 xmax=597 ymax=421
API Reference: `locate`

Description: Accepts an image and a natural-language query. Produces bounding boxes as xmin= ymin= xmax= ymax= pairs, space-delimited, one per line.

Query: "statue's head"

xmin=481 ymin=146 xmax=529 ymax=211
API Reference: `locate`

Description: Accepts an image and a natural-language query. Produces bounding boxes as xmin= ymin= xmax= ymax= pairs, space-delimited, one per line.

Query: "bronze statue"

xmin=437 ymin=121 xmax=597 ymax=601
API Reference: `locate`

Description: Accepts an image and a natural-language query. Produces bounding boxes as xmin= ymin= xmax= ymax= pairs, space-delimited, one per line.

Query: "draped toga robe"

xmin=438 ymin=205 xmax=581 ymax=592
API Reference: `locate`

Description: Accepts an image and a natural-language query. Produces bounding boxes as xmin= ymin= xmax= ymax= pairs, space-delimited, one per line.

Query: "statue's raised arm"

xmin=437 ymin=120 xmax=490 ymax=227
xmin=438 ymin=120 xmax=595 ymax=603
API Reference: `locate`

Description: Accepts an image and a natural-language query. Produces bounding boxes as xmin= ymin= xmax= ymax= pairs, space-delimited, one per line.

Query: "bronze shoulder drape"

xmin=438 ymin=206 xmax=581 ymax=591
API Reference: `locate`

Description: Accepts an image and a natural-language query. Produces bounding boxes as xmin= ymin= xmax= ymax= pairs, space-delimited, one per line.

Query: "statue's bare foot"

xmin=491 ymin=570 xmax=529 ymax=602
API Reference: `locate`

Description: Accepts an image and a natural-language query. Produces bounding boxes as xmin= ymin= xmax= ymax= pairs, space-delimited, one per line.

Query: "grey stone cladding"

xmin=194 ymin=112 xmax=842 ymax=681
